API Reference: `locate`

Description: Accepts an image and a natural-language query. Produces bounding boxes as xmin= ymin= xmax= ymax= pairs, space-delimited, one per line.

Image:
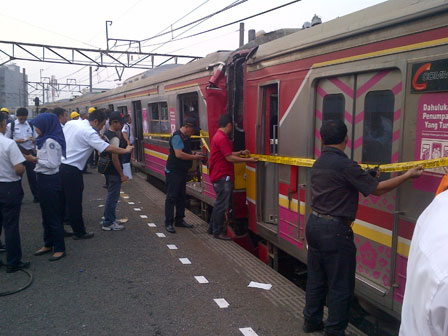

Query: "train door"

xmin=257 ymin=84 xmax=279 ymax=225
xmin=314 ymin=69 xmax=402 ymax=310
xmin=354 ymin=69 xmax=402 ymax=310
xmin=132 ymin=100 xmax=144 ymax=163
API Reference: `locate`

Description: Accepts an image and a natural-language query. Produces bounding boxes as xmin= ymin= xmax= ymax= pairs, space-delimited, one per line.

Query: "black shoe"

xmin=7 ymin=261 xmax=31 ymax=273
xmin=303 ymin=320 xmax=324 ymax=333
xmin=49 ymin=252 xmax=66 ymax=262
xmin=213 ymin=234 xmax=232 ymax=241
xmin=324 ymin=331 xmax=348 ymax=336
xmin=207 ymin=228 xmax=213 ymax=235
xmin=64 ymin=230 xmax=74 ymax=237
xmin=72 ymin=232 xmax=94 ymax=240
xmin=165 ymin=225 xmax=176 ymax=233
xmin=175 ymin=221 xmax=193 ymax=228
xmin=33 ymin=197 xmax=39 ymax=203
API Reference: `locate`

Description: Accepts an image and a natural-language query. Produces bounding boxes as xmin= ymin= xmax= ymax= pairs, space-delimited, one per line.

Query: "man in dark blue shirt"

xmin=303 ymin=120 xmax=423 ymax=336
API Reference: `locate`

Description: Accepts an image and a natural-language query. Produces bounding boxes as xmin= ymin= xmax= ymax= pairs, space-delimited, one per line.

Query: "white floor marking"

xmin=239 ymin=327 xmax=258 ymax=336
xmin=179 ymin=258 xmax=191 ymax=264
xmin=128 ymin=201 xmax=135 ymax=205
xmin=133 ymin=208 xmax=141 ymax=211
xmin=167 ymin=244 xmax=178 ymax=250
xmin=123 ymin=196 xmax=129 ymax=199
xmin=248 ymin=281 xmax=272 ymax=290
xmin=194 ymin=276 xmax=208 ymax=284
xmin=140 ymin=215 xmax=148 ymax=219
xmin=147 ymin=223 xmax=157 ymax=227
xmin=214 ymin=298 xmax=229 ymax=308
xmin=98 ymin=205 xmax=104 ymax=208
xmin=120 ymin=191 xmax=124 ymax=194
xmin=156 ymin=233 xmax=166 ymax=238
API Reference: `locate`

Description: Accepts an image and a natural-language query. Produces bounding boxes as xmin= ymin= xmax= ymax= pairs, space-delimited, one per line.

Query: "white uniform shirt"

xmin=0 ymin=132 xmax=25 ymax=182
xmin=123 ymin=123 xmax=134 ymax=145
xmin=5 ymin=121 xmax=37 ymax=151
xmin=34 ymin=138 xmax=62 ymax=175
xmin=62 ymin=119 xmax=109 ymax=170
xmin=400 ymin=190 xmax=448 ymax=336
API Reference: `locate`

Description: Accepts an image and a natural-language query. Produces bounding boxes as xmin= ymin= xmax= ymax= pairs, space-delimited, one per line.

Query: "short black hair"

xmin=39 ymin=108 xmax=48 ymax=113
xmin=218 ymin=114 xmax=232 ymax=128
xmin=16 ymin=107 xmax=29 ymax=117
xmin=320 ymin=119 xmax=347 ymax=145
xmin=52 ymin=107 xmax=66 ymax=117
xmin=88 ymin=109 xmax=107 ymax=123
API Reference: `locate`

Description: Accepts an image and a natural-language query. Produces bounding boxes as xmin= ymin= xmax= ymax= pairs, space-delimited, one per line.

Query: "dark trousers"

xmin=164 ymin=171 xmax=187 ymax=227
xmin=209 ymin=177 xmax=232 ymax=235
xmin=103 ymin=174 xmax=121 ymax=226
xmin=37 ymin=173 xmax=65 ymax=252
xmin=0 ymin=181 xmax=24 ymax=266
xmin=24 ymin=159 xmax=38 ymax=198
xmin=60 ymin=164 xmax=86 ymax=237
xmin=303 ymin=214 xmax=356 ymax=336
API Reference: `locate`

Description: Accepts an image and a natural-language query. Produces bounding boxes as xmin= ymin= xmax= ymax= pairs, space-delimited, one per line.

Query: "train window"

xmin=148 ymin=102 xmax=169 ymax=135
xmin=322 ymin=94 xmax=344 ymax=122
xmin=179 ymin=92 xmax=200 ymax=150
xmin=118 ymin=106 xmax=128 ymax=115
xmin=362 ymin=90 xmax=394 ymax=164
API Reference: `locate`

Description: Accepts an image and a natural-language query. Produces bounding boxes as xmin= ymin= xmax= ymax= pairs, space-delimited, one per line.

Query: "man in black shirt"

xmin=303 ymin=120 xmax=423 ymax=336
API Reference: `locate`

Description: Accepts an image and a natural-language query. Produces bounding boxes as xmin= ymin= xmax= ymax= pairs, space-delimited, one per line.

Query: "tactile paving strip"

xmin=131 ymin=173 xmax=366 ymax=336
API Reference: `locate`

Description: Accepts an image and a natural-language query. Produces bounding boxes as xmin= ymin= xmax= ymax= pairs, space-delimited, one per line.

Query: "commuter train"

xmin=45 ymin=0 xmax=448 ymax=319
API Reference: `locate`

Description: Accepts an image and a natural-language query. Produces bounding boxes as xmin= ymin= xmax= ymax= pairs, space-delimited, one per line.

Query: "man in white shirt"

xmin=5 ymin=107 xmax=39 ymax=203
xmin=0 ymin=111 xmax=30 ymax=273
xmin=60 ymin=109 xmax=133 ymax=240
xmin=400 ymin=190 xmax=448 ymax=335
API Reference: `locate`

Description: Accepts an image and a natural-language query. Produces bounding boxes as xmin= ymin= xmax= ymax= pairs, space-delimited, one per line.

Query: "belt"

xmin=311 ymin=210 xmax=352 ymax=225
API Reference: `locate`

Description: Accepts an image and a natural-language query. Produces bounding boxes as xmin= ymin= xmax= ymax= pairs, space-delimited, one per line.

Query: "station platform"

xmin=2 ymin=170 xmax=365 ymax=336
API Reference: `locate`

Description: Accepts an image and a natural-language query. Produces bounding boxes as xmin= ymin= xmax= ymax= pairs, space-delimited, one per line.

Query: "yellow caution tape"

xmin=143 ymin=133 xmax=209 ymax=139
xmin=251 ymin=154 xmax=448 ymax=172
xmin=143 ymin=132 xmax=448 ymax=172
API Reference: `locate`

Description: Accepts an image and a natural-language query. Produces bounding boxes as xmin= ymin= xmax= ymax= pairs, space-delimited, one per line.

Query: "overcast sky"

xmin=0 ymin=0 xmax=385 ymax=102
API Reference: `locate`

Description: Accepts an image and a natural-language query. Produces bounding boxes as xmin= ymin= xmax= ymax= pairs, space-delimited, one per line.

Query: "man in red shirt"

xmin=208 ymin=114 xmax=257 ymax=240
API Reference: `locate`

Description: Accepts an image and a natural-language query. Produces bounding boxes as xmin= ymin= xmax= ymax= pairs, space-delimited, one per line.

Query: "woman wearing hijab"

xmin=26 ymin=113 xmax=66 ymax=261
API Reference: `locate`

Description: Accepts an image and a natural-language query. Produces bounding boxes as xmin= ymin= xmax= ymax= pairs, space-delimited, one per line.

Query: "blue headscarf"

xmin=32 ymin=113 xmax=66 ymax=158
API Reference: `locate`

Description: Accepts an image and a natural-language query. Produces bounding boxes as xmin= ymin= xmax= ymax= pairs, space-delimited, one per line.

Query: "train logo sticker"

xmin=414 ymin=92 xmax=448 ymax=192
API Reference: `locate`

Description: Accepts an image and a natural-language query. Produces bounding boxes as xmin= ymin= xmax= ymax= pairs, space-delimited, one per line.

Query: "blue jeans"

xmin=103 ymin=175 xmax=121 ymax=226
xmin=209 ymin=177 xmax=232 ymax=235
xmin=303 ymin=214 xmax=356 ymax=336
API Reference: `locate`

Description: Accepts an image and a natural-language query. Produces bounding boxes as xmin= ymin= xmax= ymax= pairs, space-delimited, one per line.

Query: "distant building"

xmin=0 ymin=64 xmax=28 ymax=111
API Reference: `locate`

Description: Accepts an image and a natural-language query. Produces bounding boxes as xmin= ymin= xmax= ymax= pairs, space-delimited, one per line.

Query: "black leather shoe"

xmin=7 ymin=261 xmax=31 ymax=273
xmin=72 ymin=232 xmax=94 ymax=240
xmin=207 ymin=228 xmax=213 ymax=235
xmin=49 ymin=252 xmax=66 ymax=262
xmin=33 ymin=197 xmax=39 ymax=203
xmin=213 ymin=234 xmax=232 ymax=241
xmin=165 ymin=225 xmax=176 ymax=233
xmin=64 ymin=230 xmax=74 ymax=237
xmin=303 ymin=320 xmax=324 ymax=333
xmin=175 ymin=221 xmax=193 ymax=228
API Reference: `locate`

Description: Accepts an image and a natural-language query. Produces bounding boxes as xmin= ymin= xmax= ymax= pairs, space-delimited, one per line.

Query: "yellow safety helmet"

xmin=1 ymin=107 xmax=9 ymax=114
xmin=71 ymin=111 xmax=80 ymax=119
xmin=88 ymin=107 xmax=96 ymax=114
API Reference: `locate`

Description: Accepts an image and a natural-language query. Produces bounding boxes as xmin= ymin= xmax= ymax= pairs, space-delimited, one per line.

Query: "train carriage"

xmin=37 ymin=0 xmax=448 ymax=321
xmin=242 ymin=0 xmax=448 ymax=317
